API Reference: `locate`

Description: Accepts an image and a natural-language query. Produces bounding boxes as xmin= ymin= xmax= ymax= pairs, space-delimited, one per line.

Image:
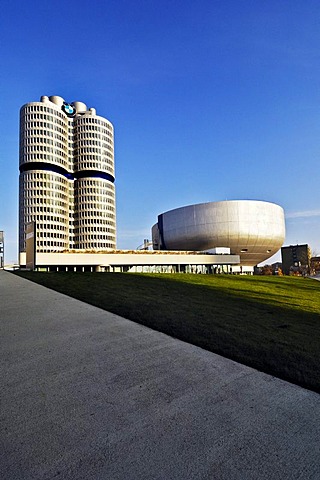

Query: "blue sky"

xmin=1 ymin=0 xmax=319 ymax=263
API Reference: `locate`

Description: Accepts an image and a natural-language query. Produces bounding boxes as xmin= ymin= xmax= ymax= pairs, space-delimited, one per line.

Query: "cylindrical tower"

xmin=73 ymin=113 xmax=116 ymax=249
xmin=19 ymin=100 xmax=70 ymax=253
xmin=19 ymin=96 xmax=116 ymax=257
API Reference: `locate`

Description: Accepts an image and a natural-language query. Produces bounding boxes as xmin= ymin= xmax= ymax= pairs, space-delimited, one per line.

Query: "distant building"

xmin=0 ymin=230 xmax=4 ymax=268
xmin=310 ymin=256 xmax=320 ymax=275
xmin=19 ymin=95 xmax=116 ymax=264
xmin=272 ymin=262 xmax=283 ymax=275
xmin=281 ymin=244 xmax=310 ymax=275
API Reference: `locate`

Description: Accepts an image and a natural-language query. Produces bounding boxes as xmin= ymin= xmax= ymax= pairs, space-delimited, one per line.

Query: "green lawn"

xmin=15 ymin=272 xmax=320 ymax=393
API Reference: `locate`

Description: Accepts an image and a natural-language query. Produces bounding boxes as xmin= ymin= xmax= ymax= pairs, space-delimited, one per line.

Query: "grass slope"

xmin=15 ymin=272 xmax=320 ymax=393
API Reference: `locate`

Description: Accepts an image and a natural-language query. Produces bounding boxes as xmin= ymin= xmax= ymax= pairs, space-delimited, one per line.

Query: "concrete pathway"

xmin=1 ymin=270 xmax=320 ymax=480
xmin=310 ymin=274 xmax=320 ymax=281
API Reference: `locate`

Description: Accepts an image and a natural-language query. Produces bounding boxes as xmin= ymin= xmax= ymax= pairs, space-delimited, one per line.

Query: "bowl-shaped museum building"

xmin=152 ymin=200 xmax=285 ymax=266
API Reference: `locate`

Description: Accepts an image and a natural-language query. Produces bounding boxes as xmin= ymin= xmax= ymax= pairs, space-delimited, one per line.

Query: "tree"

xmin=261 ymin=265 xmax=273 ymax=275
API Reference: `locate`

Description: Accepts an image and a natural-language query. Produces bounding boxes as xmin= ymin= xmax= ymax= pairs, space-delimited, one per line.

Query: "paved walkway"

xmin=310 ymin=274 xmax=320 ymax=281
xmin=1 ymin=270 xmax=320 ymax=480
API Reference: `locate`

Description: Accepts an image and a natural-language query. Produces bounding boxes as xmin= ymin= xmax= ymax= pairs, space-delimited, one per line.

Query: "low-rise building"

xmin=281 ymin=244 xmax=311 ymax=275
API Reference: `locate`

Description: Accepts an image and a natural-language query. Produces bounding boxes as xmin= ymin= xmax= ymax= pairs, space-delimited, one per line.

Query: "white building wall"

xmin=21 ymin=251 xmax=240 ymax=271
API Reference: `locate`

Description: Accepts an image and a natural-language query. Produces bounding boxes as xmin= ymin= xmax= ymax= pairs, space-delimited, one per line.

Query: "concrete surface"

xmin=310 ymin=274 xmax=320 ymax=281
xmin=1 ymin=269 xmax=320 ymax=480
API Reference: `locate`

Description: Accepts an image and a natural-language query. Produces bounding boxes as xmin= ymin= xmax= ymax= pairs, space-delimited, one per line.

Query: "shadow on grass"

xmin=14 ymin=271 xmax=320 ymax=393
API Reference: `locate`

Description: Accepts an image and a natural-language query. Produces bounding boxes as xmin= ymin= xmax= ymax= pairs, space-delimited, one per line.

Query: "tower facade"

xmin=19 ymin=95 xmax=116 ymax=255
